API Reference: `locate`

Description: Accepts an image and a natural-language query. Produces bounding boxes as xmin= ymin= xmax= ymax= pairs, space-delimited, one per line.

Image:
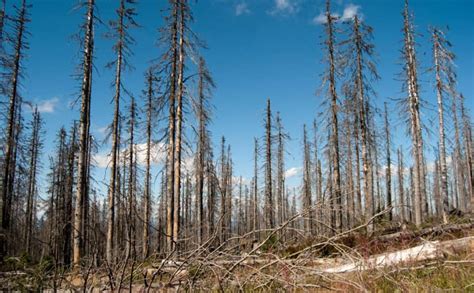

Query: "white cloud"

xmin=94 ymin=142 xmax=167 ymax=169
xmin=37 ymin=97 xmax=59 ymax=113
xmin=312 ymin=4 xmax=361 ymax=25
xmin=313 ymin=13 xmax=327 ymax=24
xmin=270 ymin=0 xmax=298 ymax=15
xmin=285 ymin=167 xmax=301 ymax=179
xmin=340 ymin=3 xmax=360 ymax=22
xmin=235 ymin=2 xmax=250 ymax=16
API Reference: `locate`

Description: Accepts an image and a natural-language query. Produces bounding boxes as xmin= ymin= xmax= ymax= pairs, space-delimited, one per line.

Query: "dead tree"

xmin=126 ymin=97 xmax=137 ymax=259
xmin=302 ymin=125 xmax=313 ymax=235
xmin=431 ymin=27 xmax=454 ymax=223
xmin=398 ymin=147 xmax=406 ymax=222
xmin=322 ymin=0 xmax=342 ymax=232
xmin=384 ymin=103 xmax=393 ymax=221
xmin=402 ymin=0 xmax=425 ymax=228
xmin=105 ymin=0 xmax=137 ymax=265
xmin=264 ymin=99 xmax=274 ymax=229
xmin=0 ymin=0 xmax=29 ymax=258
xmin=342 ymin=13 xmax=379 ymax=232
xmin=253 ymin=137 xmax=259 ymax=240
xmin=460 ymin=94 xmax=473 ymax=210
xmin=194 ymin=57 xmax=214 ymax=245
xmin=24 ymin=107 xmax=42 ymax=255
xmin=142 ymin=69 xmax=155 ymax=259
xmin=73 ymin=0 xmax=95 ymax=265
xmin=275 ymin=112 xmax=287 ymax=227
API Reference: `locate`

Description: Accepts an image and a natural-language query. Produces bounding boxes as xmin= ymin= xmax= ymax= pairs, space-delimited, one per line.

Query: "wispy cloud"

xmin=36 ymin=97 xmax=59 ymax=113
xmin=235 ymin=2 xmax=250 ymax=16
xmin=312 ymin=3 xmax=361 ymax=25
xmin=340 ymin=3 xmax=361 ymax=22
xmin=269 ymin=0 xmax=298 ymax=16
xmin=285 ymin=167 xmax=301 ymax=179
xmin=94 ymin=142 xmax=167 ymax=169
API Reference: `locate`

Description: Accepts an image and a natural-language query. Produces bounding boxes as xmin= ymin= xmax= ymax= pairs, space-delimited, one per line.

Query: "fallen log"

xmin=320 ymin=236 xmax=474 ymax=273
xmin=377 ymin=221 xmax=474 ymax=242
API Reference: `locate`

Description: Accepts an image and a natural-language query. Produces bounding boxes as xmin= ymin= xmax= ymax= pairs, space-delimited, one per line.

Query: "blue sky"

xmin=12 ymin=0 xmax=474 ymax=198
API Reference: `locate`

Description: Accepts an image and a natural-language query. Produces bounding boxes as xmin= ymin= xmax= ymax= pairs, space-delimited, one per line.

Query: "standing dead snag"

xmin=384 ymin=103 xmax=393 ymax=221
xmin=321 ymin=0 xmax=342 ymax=232
xmin=1 ymin=0 xmax=29 ymax=258
xmin=194 ymin=57 xmax=214 ymax=245
xmin=460 ymin=94 xmax=473 ymax=210
xmin=402 ymin=0 xmax=425 ymax=228
xmin=126 ymin=97 xmax=137 ymax=259
xmin=106 ymin=0 xmax=137 ymax=265
xmin=342 ymin=12 xmax=379 ymax=232
xmin=162 ymin=0 xmax=179 ymax=252
xmin=264 ymin=99 xmax=274 ymax=229
xmin=253 ymin=137 xmax=259 ymax=240
xmin=398 ymin=148 xmax=406 ymax=222
xmin=24 ymin=107 xmax=42 ymax=255
xmin=431 ymin=27 xmax=455 ymax=223
xmin=73 ymin=0 xmax=95 ymax=266
xmin=143 ymin=69 xmax=155 ymax=259
xmin=275 ymin=113 xmax=287 ymax=227
xmin=302 ymin=125 xmax=313 ymax=235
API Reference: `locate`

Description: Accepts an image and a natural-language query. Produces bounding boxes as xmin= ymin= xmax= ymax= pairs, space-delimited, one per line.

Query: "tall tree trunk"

xmin=166 ymin=0 xmax=179 ymax=252
xmin=73 ymin=0 xmax=95 ymax=265
xmin=24 ymin=107 xmax=41 ymax=255
xmin=398 ymin=148 xmax=406 ymax=222
xmin=325 ymin=0 xmax=342 ymax=232
xmin=1 ymin=0 xmax=27 ymax=258
xmin=143 ymin=70 xmax=153 ymax=259
xmin=264 ymin=99 xmax=274 ymax=229
xmin=384 ymin=103 xmax=393 ymax=221
xmin=403 ymin=0 xmax=425 ymax=228
xmin=432 ymin=29 xmax=449 ymax=223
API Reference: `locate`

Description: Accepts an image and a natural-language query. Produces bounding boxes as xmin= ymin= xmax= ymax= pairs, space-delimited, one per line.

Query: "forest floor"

xmin=1 ymin=217 xmax=474 ymax=291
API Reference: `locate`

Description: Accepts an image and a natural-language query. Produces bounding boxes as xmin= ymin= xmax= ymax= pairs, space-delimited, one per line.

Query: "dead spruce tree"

xmin=431 ymin=27 xmax=455 ymax=223
xmin=263 ymin=99 xmax=274 ymax=229
xmin=342 ymin=12 xmax=379 ymax=232
xmin=321 ymin=0 xmax=342 ymax=232
xmin=142 ymin=68 xmax=157 ymax=259
xmin=401 ymin=0 xmax=425 ymax=227
xmin=302 ymin=124 xmax=313 ymax=235
xmin=460 ymin=94 xmax=473 ymax=210
xmin=384 ymin=103 xmax=393 ymax=221
xmin=159 ymin=0 xmax=193 ymax=252
xmin=24 ymin=106 xmax=43 ymax=255
xmin=275 ymin=112 xmax=288 ymax=227
xmin=252 ymin=137 xmax=259 ymax=240
xmin=194 ymin=57 xmax=214 ymax=245
xmin=105 ymin=0 xmax=137 ymax=265
xmin=0 ymin=0 xmax=29 ymax=258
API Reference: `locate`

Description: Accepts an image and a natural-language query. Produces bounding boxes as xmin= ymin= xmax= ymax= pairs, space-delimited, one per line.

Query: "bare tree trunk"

xmin=253 ymin=138 xmax=259 ymax=241
xmin=1 ymin=0 xmax=27 ymax=258
xmin=143 ymin=69 xmax=153 ymax=259
xmin=432 ymin=29 xmax=449 ymax=223
xmin=24 ymin=108 xmax=41 ymax=255
xmin=264 ymin=99 xmax=274 ymax=229
xmin=166 ymin=0 xmax=179 ymax=252
xmin=73 ymin=0 xmax=95 ymax=266
xmin=398 ymin=148 xmax=406 ymax=222
xmin=460 ymin=94 xmax=473 ymax=211
xmin=302 ymin=125 xmax=312 ymax=235
xmin=126 ymin=98 xmax=136 ymax=260
xmin=403 ymin=0 xmax=425 ymax=228
xmin=173 ymin=0 xmax=187 ymax=252
xmin=325 ymin=0 xmax=342 ymax=233
xmin=384 ymin=103 xmax=393 ymax=221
